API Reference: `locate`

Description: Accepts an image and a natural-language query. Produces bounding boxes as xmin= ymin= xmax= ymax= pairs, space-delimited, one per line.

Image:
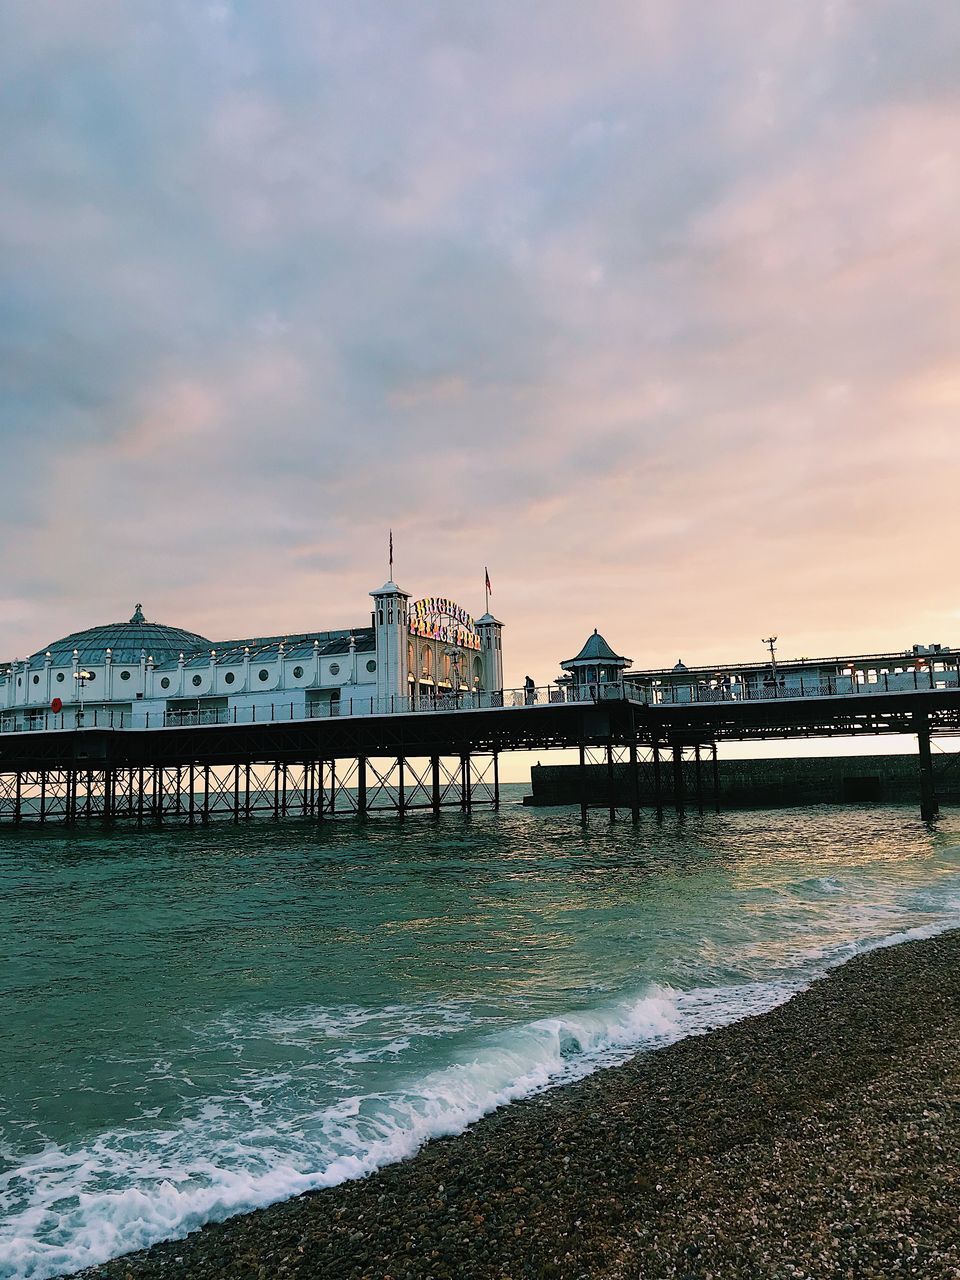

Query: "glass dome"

xmin=28 ymin=606 xmax=211 ymax=669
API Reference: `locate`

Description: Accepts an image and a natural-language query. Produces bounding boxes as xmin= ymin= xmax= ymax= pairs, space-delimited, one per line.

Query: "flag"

xmin=485 ymin=566 xmax=492 ymax=594
xmin=389 ymin=528 xmax=394 ymax=578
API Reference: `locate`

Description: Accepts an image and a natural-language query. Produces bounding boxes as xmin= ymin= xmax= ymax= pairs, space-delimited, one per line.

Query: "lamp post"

xmin=73 ymin=668 xmax=93 ymax=726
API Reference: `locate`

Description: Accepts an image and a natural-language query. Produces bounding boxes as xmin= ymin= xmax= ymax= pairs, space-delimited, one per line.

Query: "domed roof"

xmin=28 ymin=605 xmax=211 ymax=669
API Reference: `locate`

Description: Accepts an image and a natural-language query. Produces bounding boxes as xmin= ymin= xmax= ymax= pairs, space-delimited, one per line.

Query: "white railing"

xmin=1 ymin=668 xmax=958 ymax=736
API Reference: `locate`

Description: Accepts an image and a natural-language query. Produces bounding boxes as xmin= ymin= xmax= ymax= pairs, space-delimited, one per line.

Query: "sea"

xmin=2 ymin=790 xmax=960 ymax=1279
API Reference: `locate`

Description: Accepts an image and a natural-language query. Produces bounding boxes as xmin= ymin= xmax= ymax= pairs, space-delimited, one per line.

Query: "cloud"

xmin=1 ymin=1 xmax=959 ymax=678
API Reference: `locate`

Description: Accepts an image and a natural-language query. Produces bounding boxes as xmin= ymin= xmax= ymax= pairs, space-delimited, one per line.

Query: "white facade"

xmin=0 ymin=576 xmax=505 ymax=729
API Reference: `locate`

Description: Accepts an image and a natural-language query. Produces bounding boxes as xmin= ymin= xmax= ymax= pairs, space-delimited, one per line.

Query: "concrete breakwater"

xmin=525 ymin=753 xmax=960 ymax=809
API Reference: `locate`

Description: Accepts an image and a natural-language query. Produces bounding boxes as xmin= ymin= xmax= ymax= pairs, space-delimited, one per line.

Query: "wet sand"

xmin=78 ymin=930 xmax=960 ymax=1279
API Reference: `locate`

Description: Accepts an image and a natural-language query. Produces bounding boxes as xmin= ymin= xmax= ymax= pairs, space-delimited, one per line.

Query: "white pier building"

xmin=0 ymin=577 xmax=504 ymax=729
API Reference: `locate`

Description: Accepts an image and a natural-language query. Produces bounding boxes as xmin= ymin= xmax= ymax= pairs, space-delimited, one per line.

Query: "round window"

xmin=366 ymin=659 xmax=377 ymax=673
xmin=120 ymin=670 xmax=131 ymax=681
xmin=293 ymin=665 xmax=304 ymax=679
xmin=329 ymin=662 xmax=340 ymax=676
xmin=56 ymin=672 xmax=65 ymax=683
xmin=86 ymin=672 xmax=96 ymax=681
xmin=192 ymin=674 xmax=202 ymax=687
xmin=160 ymin=677 xmax=171 ymax=689
xmin=225 ymin=671 xmax=235 ymax=685
xmin=32 ymin=674 xmax=39 ymax=684
xmin=17 ymin=677 xmax=21 ymax=687
xmin=258 ymin=668 xmax=269 ymax=682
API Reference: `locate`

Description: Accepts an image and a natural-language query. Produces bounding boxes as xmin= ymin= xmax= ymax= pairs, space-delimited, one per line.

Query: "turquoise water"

xmin=3 ymin=793 xmax=960 ymax=1278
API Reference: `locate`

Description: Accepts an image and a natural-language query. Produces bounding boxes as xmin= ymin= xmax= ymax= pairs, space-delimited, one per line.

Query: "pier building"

xmin=0 ymin=577 xmax=504 ymax=731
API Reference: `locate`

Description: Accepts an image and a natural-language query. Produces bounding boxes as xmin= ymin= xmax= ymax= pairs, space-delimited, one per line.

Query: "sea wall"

xmin=525 ymin=753 xmax=960 ymax=808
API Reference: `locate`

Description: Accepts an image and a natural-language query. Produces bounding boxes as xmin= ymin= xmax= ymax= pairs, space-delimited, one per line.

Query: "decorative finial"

xmin=130 ymin=603 xmax=145 ymax=624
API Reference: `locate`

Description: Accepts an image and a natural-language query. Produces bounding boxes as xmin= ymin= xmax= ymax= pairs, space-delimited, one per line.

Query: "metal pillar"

xmin=461 ymin=754 xmax=471 ymax=812
xmin=493 ymin=751 xmax=500 ymax=810
xmin=695 ymin=745 xmax=704 ymax=816
xmin=653 ymin=743 xmax=663 ymax=820
xmin=431 ymin=755 xmax=441 ymax=816
xmin=672 ymin=745 xmax=685 ymax=816
xmin=712 ymin=743 xmax=720 ymax=813
xmin=579 ymin=742 xmax=588 ymax=825
xmin=629 ymin=740 xmax=640 ymax=824
xmin=606 ymin=741 xmax=616 ymax=822
xmin=398 ymin=757 xmax=406 ymax=819
xmin=916 ymin=711 xmax=940 ymax=821
xmin=357 ymin=757 xmax=367 ymax=816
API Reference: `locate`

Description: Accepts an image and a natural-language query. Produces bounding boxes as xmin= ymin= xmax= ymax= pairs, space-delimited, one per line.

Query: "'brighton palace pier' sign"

xmin=409 ymin=598 xmax=482 ymax=651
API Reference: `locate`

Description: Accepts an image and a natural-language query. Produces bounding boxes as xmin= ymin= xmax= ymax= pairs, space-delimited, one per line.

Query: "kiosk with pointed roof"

xmin=559 ymin=629 xmax=632 ymax=695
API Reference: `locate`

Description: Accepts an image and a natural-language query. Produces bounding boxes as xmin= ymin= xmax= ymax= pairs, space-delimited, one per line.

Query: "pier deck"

xmin=1 ymin=683 xmax=958 ymax=826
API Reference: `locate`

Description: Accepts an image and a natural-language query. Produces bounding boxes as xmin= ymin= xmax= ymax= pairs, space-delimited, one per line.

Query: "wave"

xmin=3 ymin=914 xmax=960 ymax=1280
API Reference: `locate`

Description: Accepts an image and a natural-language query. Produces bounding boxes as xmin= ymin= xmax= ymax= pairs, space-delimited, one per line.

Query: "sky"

xmin=2 ymin=0 xmax=959 ymax=688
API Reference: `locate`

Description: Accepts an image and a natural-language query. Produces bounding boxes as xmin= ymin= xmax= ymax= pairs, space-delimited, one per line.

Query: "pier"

xmin=1 ymin=677 xmax=958 ymax=827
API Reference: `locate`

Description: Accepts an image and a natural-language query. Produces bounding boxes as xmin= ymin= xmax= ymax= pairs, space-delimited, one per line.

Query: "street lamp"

xmin=73 ymin=668 xmax=93 ymax=725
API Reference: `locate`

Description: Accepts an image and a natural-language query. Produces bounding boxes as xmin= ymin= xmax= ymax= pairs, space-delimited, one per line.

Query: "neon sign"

xmin=409 ymin=598 xmax=481 ymax=651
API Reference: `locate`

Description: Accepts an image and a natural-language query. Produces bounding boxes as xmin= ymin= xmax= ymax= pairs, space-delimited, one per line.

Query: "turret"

xmin=370 ymin=579 xmax=410 ymax=707
xmin=475 ymin=613 xmax=504 ymax=695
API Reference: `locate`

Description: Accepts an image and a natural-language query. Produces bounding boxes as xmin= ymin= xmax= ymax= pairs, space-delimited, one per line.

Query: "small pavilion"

xmin=559 ymin=629 xmax=632 ymax=694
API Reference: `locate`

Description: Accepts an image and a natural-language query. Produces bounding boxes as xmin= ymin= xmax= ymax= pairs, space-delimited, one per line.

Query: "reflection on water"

xmin=2 ymin=793 xmax=960 ymax=1278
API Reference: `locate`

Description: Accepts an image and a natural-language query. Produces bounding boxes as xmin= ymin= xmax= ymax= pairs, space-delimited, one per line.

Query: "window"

xmin=32 ymin=674 xmax=39 ymax=684
xmin=56 ymin=672 xmax=65 ymax=683
xmin=192 ymin=674 xmax=202 ymax=687
xmin=87 ymin=672 xmax=96 ymax=682
xmin=160 ymin=677 xmax=171 ymax=689
xmin=293 ymin=665 xmax=304 ymax=678
xmin=366 ymin=659 xmax=377 ymax=673
xmin=120 ymin=670 xmax=131 ymax=681
xmin=258 ymin=669 xmax=269 ymax=682
xmin=225 ymin=671 xmax=235 ymax=685
xmin=329 ymin=662 xmax=340 ymax=676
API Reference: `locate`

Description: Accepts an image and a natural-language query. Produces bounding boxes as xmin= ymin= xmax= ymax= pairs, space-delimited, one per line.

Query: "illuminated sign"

xmin=409 ymin=598 xmax=481 ymax=651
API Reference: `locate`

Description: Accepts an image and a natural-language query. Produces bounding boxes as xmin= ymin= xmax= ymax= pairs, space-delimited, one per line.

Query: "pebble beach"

xmin=76 ymin=927 xmax=960 ymax=1280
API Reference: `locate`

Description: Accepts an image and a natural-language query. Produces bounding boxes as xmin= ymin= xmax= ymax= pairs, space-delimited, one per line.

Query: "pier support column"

xmin=357 ymin=757 xmax=367 ymax=816
xmin=915 ymin=711 xmax=940 ymax=821
xmin=431 ymin=755 xmax=441 ymax=816
xmin=653 ymin=743 xmax=663 ymax=821
xmin=461 ymin=753 xmax=472 ymax=813
xmin=398 ymin=757 xmax=406 ymax=820
xmin=493 ymin=751 xmax=500 ymax=811
xmin=606 ymin=741 xmax=616 ymax=822
xmin=579 ymin=743 xmax=588 ymax=825
xmin=712 ymin=744 xmax=720 ymax=813
xmin=695 ymin=745 xmax=704 ymax=816
xmin=629 ymin=740 xmax=640 ymax=824
xmin=672 ymin=744 xmax=685 ymax=816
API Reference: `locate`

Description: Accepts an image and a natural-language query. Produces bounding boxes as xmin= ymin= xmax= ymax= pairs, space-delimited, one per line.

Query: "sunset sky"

xmin=2 ymin=1 xmax=959 ymax=686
